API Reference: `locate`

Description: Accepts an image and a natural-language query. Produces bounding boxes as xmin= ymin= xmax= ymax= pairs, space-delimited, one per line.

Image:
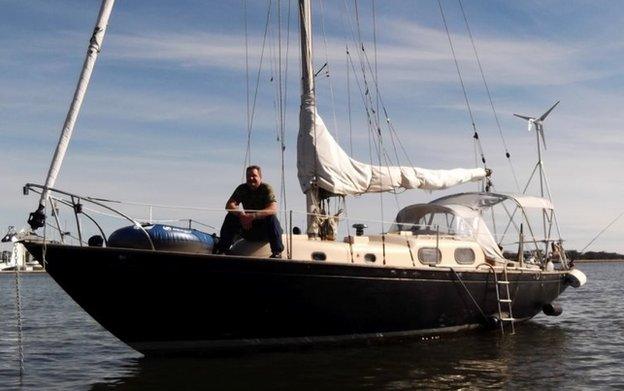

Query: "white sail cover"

xmin=297 ymin=93 xmax=487 ymax=196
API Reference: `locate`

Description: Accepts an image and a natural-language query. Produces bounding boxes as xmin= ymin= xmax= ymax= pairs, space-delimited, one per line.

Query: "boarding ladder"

xmin=478 ymin=263 xmax=515 ymax=335
xmin=495 ymin=264 xmax=515 ymax=335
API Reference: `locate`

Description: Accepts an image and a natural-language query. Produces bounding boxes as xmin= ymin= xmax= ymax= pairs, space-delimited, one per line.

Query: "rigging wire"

xmin=437 ymin=0 xmax=488 ymax=176
xmin=457 ymin=0 xmax=521 ymax=192
xmin=270 ymin=0 xmax=292 ymax=220
xmin=372 ymin=0 xmax=380 ymax=127
xmin=268 ymin=18 xmax=280 ymax=147
xmin=318 ymin=0 xmax=341 ymax=143
xmin=243 ymin=0 xmax=273 ymax=172
xmin=369 ymin=0 xmax=386 ymax=241
xmin=346 ymin=37 xmax=416 ymax=174
xmin=342 ymin=1 xmax=386 ymax=180
xmin=243 ymin=0 xmax=250 ymax=180
xmin=580 ymin=211 xmax=624 ymax=254
xmin=348 ymin=6 xmax=416 ymax=173
xmin=341 ymin=0 xmax=483 ymax=226
xmin=341 ymin=1 xmax=423 ymax=177
xmin=279 ymin=0 xmax=292 ymax=216
xmin=318 ymin=0 xmax=348 ymax=231
xmin=346 ymin=46 xmax=354 ymax=155
xmin=350 ymin=1 xmax=377 ymax=169
xmin=348 ymin=2 xmax=386 ymax=190
xmin=343 ymin=27 xmax=407 ymax=201
xmin=352 ymin=3 xmax=383 ymax=146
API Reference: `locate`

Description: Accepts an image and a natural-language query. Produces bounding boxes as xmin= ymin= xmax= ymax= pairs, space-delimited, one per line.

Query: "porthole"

xmin=418 ymin=247 xmax=441 ymax=265
xmin=364 ymin=253 xmax=376 ymax=263
xmin=454 ymin=248 xmax=475 ymax=264
xmin=311 ymin=252 xmax=326 ymax=261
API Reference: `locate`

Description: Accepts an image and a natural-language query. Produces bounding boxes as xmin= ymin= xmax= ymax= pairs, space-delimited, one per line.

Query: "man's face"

xmin=246 ymin=168 xmax=262 ymax=190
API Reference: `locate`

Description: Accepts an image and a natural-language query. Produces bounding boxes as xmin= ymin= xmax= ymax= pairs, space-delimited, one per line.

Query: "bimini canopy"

xmin=431 ymin=192 xmax=553 ymax=211
xmin=390 ymin=202 xmax=506 ymax=261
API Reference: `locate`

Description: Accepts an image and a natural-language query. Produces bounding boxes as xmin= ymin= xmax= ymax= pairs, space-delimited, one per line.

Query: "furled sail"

xmin=297 ymin=93 xmax=487 ymax=196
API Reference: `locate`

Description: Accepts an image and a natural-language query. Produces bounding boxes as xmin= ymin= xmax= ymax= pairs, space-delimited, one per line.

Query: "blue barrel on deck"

xmin=108 ymin=224 xmax=216 ymax=253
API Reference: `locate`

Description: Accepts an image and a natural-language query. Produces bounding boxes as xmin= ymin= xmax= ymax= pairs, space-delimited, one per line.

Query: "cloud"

xmin=95 ymin=16 xmax=609 ymax=90
xmin=2 ymin=1 xmax=624 ymax=253
xmin=108 ymin=32 xmax=250 ymax=70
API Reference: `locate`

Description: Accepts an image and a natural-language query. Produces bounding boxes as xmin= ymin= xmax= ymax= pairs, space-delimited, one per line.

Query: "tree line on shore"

xmin=565 ymin=250 xmax=624 ymax=260
xmin=502 ymin=249 xmax=624 ymax=261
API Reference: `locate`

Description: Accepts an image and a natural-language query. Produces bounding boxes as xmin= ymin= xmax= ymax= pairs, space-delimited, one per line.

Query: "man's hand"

xmin=239 ymin=213 xmax=254 ymax=230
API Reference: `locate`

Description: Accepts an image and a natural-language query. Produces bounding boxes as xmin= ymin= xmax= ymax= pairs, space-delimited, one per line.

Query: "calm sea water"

xmin=1 ymin=262 xmax=623 ymax=390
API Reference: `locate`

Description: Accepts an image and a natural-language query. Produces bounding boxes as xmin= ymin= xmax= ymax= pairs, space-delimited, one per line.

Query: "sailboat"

xmin=18 ymin=0 xmax=586 ymax=355
xmin=2 ymin=227 xmax=43 ymax=272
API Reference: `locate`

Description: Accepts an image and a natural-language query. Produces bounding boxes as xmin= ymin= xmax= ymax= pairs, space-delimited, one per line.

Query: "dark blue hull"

xmin=24 ymin=241 xmax=568 ymax=355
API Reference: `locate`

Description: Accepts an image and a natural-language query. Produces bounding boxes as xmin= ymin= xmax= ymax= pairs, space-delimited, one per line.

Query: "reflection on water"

xmin=1 ymin=262 xmax=624 ymax=390
xmin=88 ymin=324 xmax=570 ymax=390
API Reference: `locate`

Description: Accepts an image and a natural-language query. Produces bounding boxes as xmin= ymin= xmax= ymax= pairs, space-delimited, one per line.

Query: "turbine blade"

xmin=540 ymin=129 xmax=547 ymax=150
xmin=513 ymin=113 xmax=533 ymax=121
xmin=538 ymin=100 xmax=560 ymax=121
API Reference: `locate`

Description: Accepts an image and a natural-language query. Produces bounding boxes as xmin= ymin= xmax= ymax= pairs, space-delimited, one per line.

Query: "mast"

xmin=28 ymin=0 xmax=115 ymax=230
xmin=299 ymin=0 xmax=314 ymax=100
xmin=296 ymin=0 xmax=487 ymax=237
xmin=298 ymin=0 xmax=322 ymax=236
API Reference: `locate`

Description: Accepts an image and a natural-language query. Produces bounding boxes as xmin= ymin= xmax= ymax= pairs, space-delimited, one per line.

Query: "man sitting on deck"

xmin=214 ymin=165 xmax=284 ymax=258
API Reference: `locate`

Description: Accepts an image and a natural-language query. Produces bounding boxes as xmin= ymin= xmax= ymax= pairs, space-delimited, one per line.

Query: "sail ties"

xmin=89 ymin=27 xmax=104 ymax=53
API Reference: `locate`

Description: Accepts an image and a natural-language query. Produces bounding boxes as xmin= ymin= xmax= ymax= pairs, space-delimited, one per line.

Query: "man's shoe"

xmin=269 ymin=252 xmax=282 ymax=259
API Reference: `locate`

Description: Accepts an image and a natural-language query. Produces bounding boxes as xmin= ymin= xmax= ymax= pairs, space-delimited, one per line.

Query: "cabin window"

xmin=454 ymin=248 xmax=475 ymax=264
xmin=311 ymin=252 xmax=326 ymax=261
xmin=418 ymin=247 xmax=441 ymax=265
xmin=364 ymin=253 xmax=376 ymax=263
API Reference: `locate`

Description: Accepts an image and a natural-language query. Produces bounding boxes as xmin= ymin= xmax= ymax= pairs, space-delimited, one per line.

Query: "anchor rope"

xmin=450 ymin=267 xmax=488 ymax=321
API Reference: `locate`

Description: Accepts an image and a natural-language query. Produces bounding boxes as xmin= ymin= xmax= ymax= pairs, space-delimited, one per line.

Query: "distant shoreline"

xmin=573 ymin=259 xmax=624 ymax=263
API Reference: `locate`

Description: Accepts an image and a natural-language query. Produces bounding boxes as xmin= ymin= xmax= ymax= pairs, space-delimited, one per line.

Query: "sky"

xmin=1 ymin=0 xmax=623 ymax=253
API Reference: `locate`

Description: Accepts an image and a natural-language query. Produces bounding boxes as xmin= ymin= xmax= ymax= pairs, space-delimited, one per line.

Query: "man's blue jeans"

xmin=216 ymin=212 xmax=284 ymax=254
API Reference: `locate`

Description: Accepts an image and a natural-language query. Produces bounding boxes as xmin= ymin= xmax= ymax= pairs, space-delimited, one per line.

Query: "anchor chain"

xmin=14 ymin=265 xmax=25 ymax=377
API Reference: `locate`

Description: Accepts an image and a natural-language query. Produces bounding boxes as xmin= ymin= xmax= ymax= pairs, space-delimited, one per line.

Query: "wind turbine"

xmin=513 ymin=100 xmax=559 ymax=150
xmin=513 ymin=101 xmax=562 ymax=261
